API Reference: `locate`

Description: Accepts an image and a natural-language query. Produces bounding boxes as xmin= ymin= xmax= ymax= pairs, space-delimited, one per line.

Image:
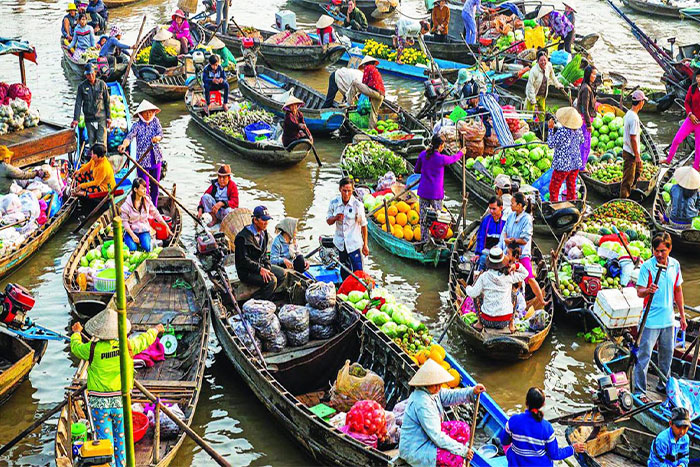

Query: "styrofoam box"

xmin=594 ymin=288 xmax=642 ymax=329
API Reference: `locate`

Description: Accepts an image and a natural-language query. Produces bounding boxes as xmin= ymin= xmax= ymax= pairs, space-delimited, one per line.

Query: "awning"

xmin=0 ymin=37 xmax=37 ymax=64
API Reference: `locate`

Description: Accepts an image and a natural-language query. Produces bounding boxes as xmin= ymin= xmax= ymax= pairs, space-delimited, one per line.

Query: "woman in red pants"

xmin=547 ymin=107 xmax=584 ymax=202
xmin=666 ymin=71 xmax=700 ymax=169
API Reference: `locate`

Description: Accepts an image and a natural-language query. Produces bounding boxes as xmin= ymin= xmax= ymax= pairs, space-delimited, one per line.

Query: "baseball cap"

xmin=494 ymin=174 xmax=511 ymax=190
xmin=84 ymin=63 xmax=96 ymax=75
xmin=671 ymin=407 xmax=691 ymax=427
xmin=253 ymin=206 xmax=272 ymax=221
xmin=630 ymin=90 xmax=648 ymax=102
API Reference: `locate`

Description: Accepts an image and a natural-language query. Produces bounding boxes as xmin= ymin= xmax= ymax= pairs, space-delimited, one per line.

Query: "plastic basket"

xmin=244 ymin=122 xmax=273 ymax=142
xmin=309 ymin=403 xmax=336 ymax=420
xmin=95 ymin=268 xmax=117 ymax=292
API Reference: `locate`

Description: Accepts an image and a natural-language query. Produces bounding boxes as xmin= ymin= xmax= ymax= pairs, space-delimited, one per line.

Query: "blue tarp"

xmin=0 ymin=37 xmax=37 ymax=62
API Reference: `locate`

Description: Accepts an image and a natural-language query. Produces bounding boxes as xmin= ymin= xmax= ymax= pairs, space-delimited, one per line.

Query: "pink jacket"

xmin=120 ymin=195 xmax=165 ymax=234
xmin=168 ymin=20 xmax=194 ymax=47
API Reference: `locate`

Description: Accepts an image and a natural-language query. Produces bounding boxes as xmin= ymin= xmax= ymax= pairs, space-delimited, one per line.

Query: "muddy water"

xmin=0 ymin=0 xmax=698 ymax=465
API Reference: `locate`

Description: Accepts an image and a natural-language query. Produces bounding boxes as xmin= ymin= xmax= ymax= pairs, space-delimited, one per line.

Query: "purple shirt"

xmin=126 ymin=117 xmax=164 ymax=169
xmin=414 ymin=150 xmax=462 ymax=200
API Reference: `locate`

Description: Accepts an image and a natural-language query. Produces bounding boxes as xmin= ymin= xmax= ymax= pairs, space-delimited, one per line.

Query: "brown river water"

xmin=0 ymin=0 xmax=698 ymax=465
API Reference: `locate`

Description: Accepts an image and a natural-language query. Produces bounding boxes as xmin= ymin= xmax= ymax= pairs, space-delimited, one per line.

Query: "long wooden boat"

xmin=185 ymin=88 xmax=312 ymax=165
xmin=343 ymin=100 xmax=430 ymax=157
xmin=63 ymin=187 xmax=183 ymax=320
xmin=238 ymin=65 xmax=345 ymax=133
xmin=623 ymin=0 xmax=696 ymax=18
xmin=202 ymin=258 xmax=510 ymax=466
xmin=651 ymin=160 xmax=700 ymax=251
xmin=0 ymin=331 xmax=47 ymax=406
xmin=550 ymin=199 xmax=653 ymax=328
xmin=104 ymin=0 xmax=144 ymax=7
xmin=566 ymin=424 xmax=700 ymax=466
xmin=60 ymin=40 xmax=128 ymax=83
xmin=135 ymin=62 xmax=237 ymax=102
xmin=594 ymin=341 xmax=700 ymax=445
xmin=131 ymin=23 xmax=204 ymax=80
xmin=579 ymin=99 xmax=662 ymax=201
xmin=293 ymin=0 xmax=397 ymax=20
xmin=448 ymin=220 xmax=553 ymax=360
xmin=55 ymin=252 xmax=213 ymax=466
xmin=201 ymin=23 xmax=346 ymax=71
xmin=0 ymin=120 xmax=75 ymax=169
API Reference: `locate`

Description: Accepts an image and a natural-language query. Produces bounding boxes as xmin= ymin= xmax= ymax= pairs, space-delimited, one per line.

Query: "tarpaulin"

xmin=0 ymin=37 xmax=37 ymax=63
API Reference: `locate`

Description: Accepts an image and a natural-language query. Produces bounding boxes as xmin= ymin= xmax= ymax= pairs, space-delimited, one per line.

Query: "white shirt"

xmin=327 ymin=195 xmax=367 ymax=253
xmin=623 ymin=109 xmax=641 ymax=155
xmin=465 ymin=264 xmax=528 ymax=317
xmin=396 ymin=18 xmax=421 ymax=38
xmin=334 ymin=68 xmax=364 ymax=96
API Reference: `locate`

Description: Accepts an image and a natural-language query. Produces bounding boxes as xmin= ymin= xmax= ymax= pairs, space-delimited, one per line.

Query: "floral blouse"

xmin=126 ymin=117 xmax=164 ymax=169
xmin=547 ymin=127 xmax=584 ymax=172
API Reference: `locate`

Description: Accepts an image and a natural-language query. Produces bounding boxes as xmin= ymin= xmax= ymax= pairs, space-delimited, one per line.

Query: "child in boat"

xmin=68 ymin=13 xmax=96 ymax=58
xmin=168 ymin=9 xmax=194 ymax=53
xmin=648 ymin=407 xmax=690 ymax=467
xmin=270 ymin=217 xmax=308 ymax=273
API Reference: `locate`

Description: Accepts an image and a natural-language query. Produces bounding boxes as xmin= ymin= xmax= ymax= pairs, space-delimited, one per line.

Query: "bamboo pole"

xmin=122 ymin=16 xmax=146 ymax=88
xmin=114 ymin=216 xmax=135 ymax=467
xmin=465 ymin=392 xmax=481 ymax=467
xmin=153 ymin=399 xmax=161 ymax=464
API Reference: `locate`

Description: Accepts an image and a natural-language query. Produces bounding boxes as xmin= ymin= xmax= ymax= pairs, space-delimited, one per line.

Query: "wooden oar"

xmin=122 ymin=16 xmax=147 ymax=88
xmin=72 ymin=144 xmax=153 ymax=233
xmin=465 ymin=392 xmax=481 ymax=467
xmin=368 ymin=178 xmax=421 ymax=217
xmin=627 ymin=264 xmax=666 ymax=374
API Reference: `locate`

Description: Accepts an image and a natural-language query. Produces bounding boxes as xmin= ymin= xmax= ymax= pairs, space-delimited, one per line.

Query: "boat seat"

xmin=263 ymin=338 xmax=329 ymax=365
xmin=231 ymin=280 xmax=262 ymax=302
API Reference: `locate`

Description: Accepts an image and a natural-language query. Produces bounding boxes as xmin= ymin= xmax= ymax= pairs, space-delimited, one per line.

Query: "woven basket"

xmin=220 ymin=208 xmax=253 ymax=249
xmin=95 ymin=268 xmax=117 ymax=292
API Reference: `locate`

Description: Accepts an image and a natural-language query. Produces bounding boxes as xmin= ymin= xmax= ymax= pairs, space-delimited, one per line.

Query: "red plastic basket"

xmin=132 ymin=412 xmax=149 ymax=443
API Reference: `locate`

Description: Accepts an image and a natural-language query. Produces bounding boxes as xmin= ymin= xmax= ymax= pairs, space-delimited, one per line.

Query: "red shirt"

xmin=362 ymin=64 xmax=385 ymax=96
xmin=684 ymin=85 xmax=700 ymax=118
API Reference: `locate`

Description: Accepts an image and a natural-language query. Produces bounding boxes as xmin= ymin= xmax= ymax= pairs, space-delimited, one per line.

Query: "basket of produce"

xmin=204 ymin=108 xmax=275 ymax=140
xmin=340 ymin=141 xmax=409 ymax=186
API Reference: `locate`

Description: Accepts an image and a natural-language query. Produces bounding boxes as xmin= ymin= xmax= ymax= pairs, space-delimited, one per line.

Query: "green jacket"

xmin=149 ymin=40 xmax=178 ymax=68
xmin=214 ymin=47 xmax=236 ymax=69
xmin=71 ymin=328 xmax=158 ymax=395
xmin=344 ymin=9 xmax=368 ymax=30
xmin=0 ymin=161 xmax=36 ymax=194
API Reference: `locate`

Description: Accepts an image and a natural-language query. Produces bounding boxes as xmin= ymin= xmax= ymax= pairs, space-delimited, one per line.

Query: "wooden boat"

xmin=63 ymin=188 xmax=183 ymax=320
xmin=416 ymin=85 xmax=524 ymax=122
xmin=237 ymin=65 xmax=345 ymax=133
xmin=579 ymin=99 xmax=662 ymax=201
xmin=594 ymin=340 xmax=700 ymax=445
xmin=447 ymin=220 xmax=553 ymax=360
xmin=200 ymin=23 xmax=346 ymax=71
xmin=134 ymin=61 xmax=237 ymax=102
xmin=343 ymin=100 xmax=430 ymax=157
xmin=55 ymin=252 xmax=213 ymax=466
xmin=185 ymin=88 xmax=312 ymax=166
xmin=566 ymin=424 xmax=700 ymax=466
xmin=651 ymin=160 xmax=700 ymax=252
xmin=623 ymin=0 xmax=697 ymax=19
xmin=104 ymin=0 xmax=144 ymax=7
xmin=550 ymin=199 xmax=653 ymax=328
xmin=131 ymin=22 xmax=204 ymax=81
xmin=0 ymin=331 xmax=47 ymax=406
xmin=293 ymin=0 xmax=397 ymax=20
xmin=202 ymin=258 xmax=511 ymax=466
xmin=60 ymin=40 xmax=129 ymax=83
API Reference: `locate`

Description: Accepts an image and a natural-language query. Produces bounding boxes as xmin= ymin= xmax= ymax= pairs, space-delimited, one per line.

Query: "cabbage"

xmin=603 ymin=112 xmax=615 ymax=123
xmin=693 ymin=217 xmax=700 ymax=230
xmin=522 ymin=131 xmax=536 ymax=142
xmin=592 ymin=117 xmax=603 ymax=129
xmin=599 ymin=125 xmax=609 ymax=135
xmin=347 ymin=290 xmax=364 ymax=303
xmin=80 ymin=256 xmax=88 ymax=267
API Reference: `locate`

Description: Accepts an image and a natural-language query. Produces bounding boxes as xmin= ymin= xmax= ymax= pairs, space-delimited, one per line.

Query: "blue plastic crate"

xmin=244 ymin=121 xmax=273 ymax=142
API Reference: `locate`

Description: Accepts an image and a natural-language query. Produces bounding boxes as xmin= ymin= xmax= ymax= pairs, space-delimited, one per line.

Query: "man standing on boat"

xmin=348 ymin=56 xmax=385 ymax=129
xmin=635 ymin=232 xmax=686 ymax=399
xmin=322 ymin=66 xmax=363 ymax=108
xmin=620 ymin=90 xmax=646 ymax=199
xmin=473 ymin=196 xmax=505 ymax=270
xmin=327 ymin=177 xmax=368 ymax=281
xmin=72 ymin=63 xmax=111 ymax=150
xmin=462 ymin=0 xmax=482 ymax=44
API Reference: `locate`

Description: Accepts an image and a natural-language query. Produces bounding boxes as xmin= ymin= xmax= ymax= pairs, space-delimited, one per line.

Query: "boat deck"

xmin=0 ymin=121 xmax=75 ymax=168
xmin=128 ymin=274 xmax=201 ymax=331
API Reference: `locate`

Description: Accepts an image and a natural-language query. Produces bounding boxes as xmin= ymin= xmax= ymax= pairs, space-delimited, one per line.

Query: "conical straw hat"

xmin=85 ymin=309 xmax=131 ymax=341
xmin=316 ymin=15 xmax=334 ymax=29
xmin=409 ymin=358 xmax=454 ymax=386
xmin=207 ymin=36 xmax=226 ymax=50
xmin=282 ymin=96 xmax=304 ymax=110
xmin=133 ymin=99 xmax=161 ymax=116
xmin=675 ymin=166 xmax=700 ymax=190
xmin=153 ymin=28 xmax=172 ymax=41
xmin=556 ymin=106 xmax=583 ymax=130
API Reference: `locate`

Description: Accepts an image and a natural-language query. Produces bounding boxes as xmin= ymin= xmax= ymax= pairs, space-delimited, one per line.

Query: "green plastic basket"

xmin=309 ymin=403 xmax=336 ymax=420
xmin=95 ymin=268 xmax=117 ymax=292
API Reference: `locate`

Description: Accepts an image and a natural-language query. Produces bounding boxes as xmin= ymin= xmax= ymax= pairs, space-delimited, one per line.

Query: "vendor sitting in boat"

xmin=473 ymin=196 xmax=505 ymax=270
xmin=282 ymin=96 xmax=312 ymax=148
xmin=207 ymin=36 xmax=236 ymax=70
xmin=61 ymin=3 xmax=79 ymax=44
xmin=235 ymin=206 xmax=288 ymax=300
xmin=197 ymin=164 xmax=238 ymax=227
xmin=270 ymin=217 xmax=308 ymax=272
xmin=72 ymin=143 xmax=115 ymax=196
xmin=398 ymin=358 xmax=486 ymax=466
xmin=149 ymin=29 xmax=179 ymax=68
xmin=316 ymin=15 xmax=338 ymax=48
xmin=344 ymin=0 xmax=368 ymax=31
xmin=68 ymin=13 xmax=96 ymax=57
xmin=668 ymin=166 xmax=700 ymax=229
xmin=202 ymin=54 xmax=230 ymax=114
xmin=392 ymin=18 xmax=430 ymax=65
xmin=86 ymin=0 xmax=107 ymax=35
xmin=120 ymin=178 xmax=172 ymax=252
xmin=0 ymin=146 xmax=48 ymax=194
xmin=648 ymin=407 xmax=690 ymax=467
xmin=99 ymin=26 xmax=131 ymax=67
xmin=168 ymin=9 xmax=194 ymax=53
xmin=464 ymin=246 xmax=528 ymax=333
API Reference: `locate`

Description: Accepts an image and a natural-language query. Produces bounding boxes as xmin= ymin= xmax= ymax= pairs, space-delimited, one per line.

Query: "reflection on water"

xmin=0 ymin=0 xmax=698 ymax=464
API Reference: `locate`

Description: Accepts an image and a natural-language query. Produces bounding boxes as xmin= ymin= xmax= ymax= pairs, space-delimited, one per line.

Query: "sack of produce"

xmin=339 ymin=424 xmax=378 ymax=448
xmin=305 ymin=281 xmax=336 ymax=309
xmin=263 ymin=331 xmax=287 ymax=353
xmin=436 ymin=421 xmax=471 ymax=467
xmin=346 ymin=400 xmax=387 ymax=437
xmin=264 ymin=30 xmax=292 ymax=45
xmin=281 ymin=31 xmax=313 ymax=46
xmin=463 ymin=139 xmax=484 ymax=159
xmin=8 ymin=83 xmax=31 ymax=108
xmin=278 ymin=304 xmax=309 ymax=332
xmin=242 ymin=299 xmax=277 ymax=331
xmin=329 ymin=360 xmax=386 ymax=412
xmin=310 ymin=323 xmax=336 ymax=340
xmin=285 ymin=327 xmax=310 ymax=347
xmin=257 ymin=314 xmax=282 ymax=341
xmin=457 ymin=118 xmax=486 ymax=142
xmin=511 ymin=120 xmax=530 ymax=140
xmin=308 ymin=305 xmax=337 ymax=326
xmin=230 ymin=317 xmax=263 ymax=354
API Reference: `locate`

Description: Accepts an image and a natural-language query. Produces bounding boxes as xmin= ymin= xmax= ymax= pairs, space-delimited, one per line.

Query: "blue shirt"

xmin=202 ymin=64 xmax=227 ymax=88
xmin=648 ymin=427 xmax=689 ymax=467
xmin=270 ymin=233 xmax=300 ymax=266
xmin=669 ymin=184 xmax=700 ymax=224
xmin=246 ymin=224 xmax=265 ymax=247
xmin=498 ymin=211 xmax=533 ymax=257
xmin=99 ymin=36 xmax=130 ymax=57
xmin=636 ymin=256 xmax=683 ymax=329
xmin=462 ymin=0 xmax=482 ymax=16
xmin=476 ymin=214 xmax=505 ymax=254
xmin=548 ymin=127 xmax=584 ymax=172
xmin=398 ymin=387 xmax=476 ymax=467
xmin=68 ymin=24 xmax=96 ymax=51
xmin=500 ymin=411 xmax=574 ymax=466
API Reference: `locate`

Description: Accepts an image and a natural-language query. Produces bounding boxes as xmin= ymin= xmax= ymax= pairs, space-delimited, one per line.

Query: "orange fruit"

xmin=411 ymin=202 xmax=419 ymax=211
xmin=446 ymin=228 xmax=453 ymax=239
xmin=388 ymin=215 xmax=396 ymax=226
xmin=396 ymin=212 xmax=408 ymax=226
xmin=403 ymin=225 xmax=414 ymax=241
xmin=429 ymin=343 xmax=446 ymax=362
xmin=393 ymin=227 xmax=404 ymax=239
xmin=416 ymin=349 xmax=430 ymax=364
xmin=396 ymin=201 xmax=410 ymax=213
xmin=407 ymin=210 xmax=419 ymax=225
xmin=381 ymin=224 xmax=389 ymax=232
xmin=413 ymin=225 xmax=421 ymax=241
xmin=438 ymin=359 xmax=451 ymax=370
xmin=447 ymin=369 xmax=461 ymax=388
xmin=387 ymin=205 xmax=398 ymax=217
xmin=376 ymin=212 xmax=386 ymax=225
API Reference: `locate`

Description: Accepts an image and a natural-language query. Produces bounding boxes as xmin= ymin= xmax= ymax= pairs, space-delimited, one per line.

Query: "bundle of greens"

xmin=341 ymin=141 xmax=409 ymax=182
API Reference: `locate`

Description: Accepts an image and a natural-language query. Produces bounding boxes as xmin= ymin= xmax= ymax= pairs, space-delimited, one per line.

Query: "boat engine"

xmin=317 ymin=236 xmax=339 ymax=268
xmin=572 ymin=263 xmax=603 ymax=297
xmin=425 ymin=208 xmax=451 ymax=240
xmin=195 ymin=230 xmax=229 ymax=273
xmin=594 ymin=373 xmax=634 ymax=415
xmin=0 ymin=283 xmax=36 ymax=330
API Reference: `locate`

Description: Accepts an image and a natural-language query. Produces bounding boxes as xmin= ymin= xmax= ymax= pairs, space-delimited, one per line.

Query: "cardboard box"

xmin=594 ymin=288 xmax=643 ymax=329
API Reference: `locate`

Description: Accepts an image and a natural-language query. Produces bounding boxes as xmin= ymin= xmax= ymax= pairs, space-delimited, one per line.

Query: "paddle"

xmin=122 ymin=16 xmax=147 ymax=88
xmin=627 ymin=263 xmax=666 ymax=374
xmin=465 ymin=391 xmax=481 ymax=467
xmin=611 ymin=225 xmax=640 ymax=267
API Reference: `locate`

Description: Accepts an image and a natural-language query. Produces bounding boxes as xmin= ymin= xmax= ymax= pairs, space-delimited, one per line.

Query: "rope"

xmin=172 ymin=278 xmax=192 ymax=290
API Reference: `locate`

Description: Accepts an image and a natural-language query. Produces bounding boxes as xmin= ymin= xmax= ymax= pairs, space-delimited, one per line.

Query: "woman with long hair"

xmin=500 ymin=387 xmax=586 ymax=465
xmin=120 ymin=178 xmax=172 ymax=252
xmin=666 ymin=70 xmax=700 ymax=170
xmin=577 ymin=65 xmax=597 ymax=170
xmin=414 ymin=134 xmax=463 ymax=247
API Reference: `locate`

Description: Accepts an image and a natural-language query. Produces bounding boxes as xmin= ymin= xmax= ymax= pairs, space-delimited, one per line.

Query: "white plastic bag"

xmin=18 ymin=192 xmax=40 ymax=220
xmin=0 ymin=193 xmax=22 ymax=214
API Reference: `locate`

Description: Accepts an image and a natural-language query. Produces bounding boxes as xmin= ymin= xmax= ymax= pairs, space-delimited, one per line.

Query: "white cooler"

xmin=593 ymin=287 xmax=644 ymax=329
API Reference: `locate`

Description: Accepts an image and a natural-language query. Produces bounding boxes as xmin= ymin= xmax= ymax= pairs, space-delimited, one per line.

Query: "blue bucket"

xmin=406 ymin=173 xmax=421 ymax=191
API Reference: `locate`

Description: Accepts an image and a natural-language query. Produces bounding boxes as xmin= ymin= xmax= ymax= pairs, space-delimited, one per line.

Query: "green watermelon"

xmin=599 ymin=125 xmax=610 ymax=135
xmin=603 ymin=112 xmax=615 ymax=123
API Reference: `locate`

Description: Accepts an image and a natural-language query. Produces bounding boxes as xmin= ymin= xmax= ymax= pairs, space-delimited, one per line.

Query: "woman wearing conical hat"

xmin=118 ymin=100 xmax=164 ymax=205
xmin=71 ymin=310 xmax=164 ymax=467
xmin=668 ymin=166 xmax=700 ymax=229
xmin=282 ymin=96 xmax=313 ymax=148
xmin=398 ymin=358 xmax=486 ymax=466
xmin=207 ymin=36 xmax=236 ymax=70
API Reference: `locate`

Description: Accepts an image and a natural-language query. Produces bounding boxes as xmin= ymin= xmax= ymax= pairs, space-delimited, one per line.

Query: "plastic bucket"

xmin=71 ymin=422 xmax=88 ymax=443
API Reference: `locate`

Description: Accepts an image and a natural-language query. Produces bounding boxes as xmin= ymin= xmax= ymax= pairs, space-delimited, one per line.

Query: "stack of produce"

xmin=365 ymin=195 xmax=436 ymax=242
xmin=306 ymin=282 xmax=338 ymax=340
xmin=264 ymin=30 xmax=313 ymax=46
xmin=234 ymin=26 xmax=263 ymax=40
xmin=361 ymin=39 xmax=428 ymax=65
xmin=414 ymin=344 xmax=461 ymax=389
xmin=242 ymin=299 xmax=287 ymax=352
xmin=557 ymin=53 xmax=584 ymax=88
xmin=107 ymin=95 xmax=128 ymax=150
xmin=203 ymin=108 xmax=274 ymax=140
xmin=554 ymin=200 xmax=651 ymax=298
xmin=135 ymin=44 xmax=178 ymax=64
xmin=0 ymin=98 xmax=39 ymax=135
xmin=346 ymin=400 xmax=387 ymax=439
xmin=365 ymin=118 xmax=411 ymax=141
xmin=341 ymin=141 xmax=409 ymax=183
xmin=278 ymin=305 xmax=309 ymax=346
